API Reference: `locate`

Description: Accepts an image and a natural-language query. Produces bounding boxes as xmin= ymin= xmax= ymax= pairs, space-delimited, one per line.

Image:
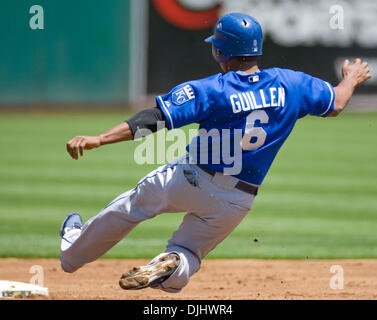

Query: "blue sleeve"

xmin=155 ymin=80 xmax=211 ymax=130
xmin=296 ymin=72 xmax=335 ymax=118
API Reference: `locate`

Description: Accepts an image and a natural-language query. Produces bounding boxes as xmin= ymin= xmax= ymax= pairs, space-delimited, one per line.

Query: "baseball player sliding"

xmin=61 ymin=13 xmax=371 ymax=293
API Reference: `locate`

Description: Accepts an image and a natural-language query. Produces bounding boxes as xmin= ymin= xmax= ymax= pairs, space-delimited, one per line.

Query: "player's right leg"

xmin=59 ymin=160 xmax=183 ymax=273
xmin=118 ymin=159 xmax=256 ymax=293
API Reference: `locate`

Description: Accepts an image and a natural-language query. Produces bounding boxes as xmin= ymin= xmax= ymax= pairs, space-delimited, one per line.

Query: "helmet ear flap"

xmin=211 ymin=43 xmax=229 ymax=63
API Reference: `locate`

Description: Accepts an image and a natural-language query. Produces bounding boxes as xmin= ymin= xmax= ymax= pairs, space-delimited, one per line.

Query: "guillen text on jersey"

xmin=230 ymin=87 xmax=285 ymax=113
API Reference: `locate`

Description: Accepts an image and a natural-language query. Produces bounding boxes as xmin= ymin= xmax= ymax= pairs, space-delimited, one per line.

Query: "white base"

xmin=0 ymin=281 xmax=49 ymax=298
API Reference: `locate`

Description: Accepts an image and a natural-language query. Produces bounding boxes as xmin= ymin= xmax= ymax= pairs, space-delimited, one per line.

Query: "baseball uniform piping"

xmin=103 ymin=163 xmax=179 ymax=210
xmin=158 ymin=96 xmax=174 ymax=129
xmin=320 ymin=82 xmax=334 ymax=116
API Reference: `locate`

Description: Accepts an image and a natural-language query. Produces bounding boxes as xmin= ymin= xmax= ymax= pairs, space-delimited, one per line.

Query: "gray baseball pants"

xmin=60 ymin=155 xmax=255 ymax=293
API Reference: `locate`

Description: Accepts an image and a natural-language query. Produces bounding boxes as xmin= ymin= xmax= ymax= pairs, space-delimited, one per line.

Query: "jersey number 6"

xmin=241 ymin=110 xmax=269 ymax=151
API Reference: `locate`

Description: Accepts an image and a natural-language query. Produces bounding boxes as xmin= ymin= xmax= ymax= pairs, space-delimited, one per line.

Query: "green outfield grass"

xmin=0 ymin=111 xmax=376 ymax=259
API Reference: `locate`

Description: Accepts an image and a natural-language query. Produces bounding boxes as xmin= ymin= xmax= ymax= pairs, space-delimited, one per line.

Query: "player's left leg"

xmin=59 ymin=159 xmax=184 ymax=273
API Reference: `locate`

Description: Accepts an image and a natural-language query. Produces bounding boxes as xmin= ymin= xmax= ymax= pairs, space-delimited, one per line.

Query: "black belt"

xmin=196 ymin=164 xmax=259 ymax=196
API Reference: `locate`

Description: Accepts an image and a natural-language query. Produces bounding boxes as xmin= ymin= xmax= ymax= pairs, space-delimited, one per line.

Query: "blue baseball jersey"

xmin=156 ymin=68 xmax=335 ymax=186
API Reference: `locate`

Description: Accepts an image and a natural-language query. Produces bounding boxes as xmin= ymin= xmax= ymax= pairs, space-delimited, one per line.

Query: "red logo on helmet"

xmin=152 ymin=0 xmax=220 ymax=30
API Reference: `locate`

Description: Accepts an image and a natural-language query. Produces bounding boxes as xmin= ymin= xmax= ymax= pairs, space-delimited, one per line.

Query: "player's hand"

xmin=66 ymin=136 xmax=101 ymax=160
xmin=342 ymin=58 xmax=371 ymax=87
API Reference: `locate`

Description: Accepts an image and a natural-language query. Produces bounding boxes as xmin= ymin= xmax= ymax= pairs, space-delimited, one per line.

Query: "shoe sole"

xmin=119 ymin=253 xmax=180 ymax=290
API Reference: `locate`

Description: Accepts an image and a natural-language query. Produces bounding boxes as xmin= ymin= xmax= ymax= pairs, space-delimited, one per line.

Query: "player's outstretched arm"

xmin=66 ymin=107 xmax=167 ymax=160
xmin=66 ymin=122 xmax=133 ymax=160
xmin=329 ymin=58 xmax=371 ymax=117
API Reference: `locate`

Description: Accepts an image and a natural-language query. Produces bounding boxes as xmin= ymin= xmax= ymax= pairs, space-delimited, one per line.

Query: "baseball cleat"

xmin=60 ymin=213 xmax=82 ymax=238
xmin=119 ymin=253 xmax=180 ymax=290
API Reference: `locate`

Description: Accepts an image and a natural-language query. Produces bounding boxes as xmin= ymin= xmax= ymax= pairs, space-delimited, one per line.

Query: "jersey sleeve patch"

xmin=172 ymin=85 xmax=196 ymax=106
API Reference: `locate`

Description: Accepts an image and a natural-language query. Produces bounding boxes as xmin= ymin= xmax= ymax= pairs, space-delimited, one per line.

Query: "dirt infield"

xmin=0 ymin=258 xmax=376 ymax=300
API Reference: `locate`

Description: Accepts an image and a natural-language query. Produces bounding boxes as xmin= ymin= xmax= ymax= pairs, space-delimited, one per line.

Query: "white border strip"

xmin=158 ymin=96 xmax=174 ymax=129
xmin=320 ymin=82 xmax=334 ymax=116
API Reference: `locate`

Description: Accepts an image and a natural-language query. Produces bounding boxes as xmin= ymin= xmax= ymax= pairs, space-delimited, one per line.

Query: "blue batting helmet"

xmin=205 ymin=13 xmax=263 ymax=63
